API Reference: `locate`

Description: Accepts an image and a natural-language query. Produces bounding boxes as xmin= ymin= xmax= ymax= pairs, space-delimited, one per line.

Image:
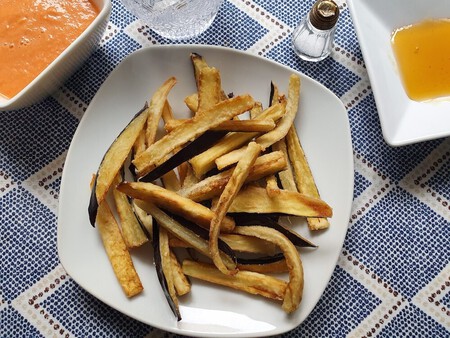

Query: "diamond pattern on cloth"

xmin=1 ymin=0 xmax=449 ymax=337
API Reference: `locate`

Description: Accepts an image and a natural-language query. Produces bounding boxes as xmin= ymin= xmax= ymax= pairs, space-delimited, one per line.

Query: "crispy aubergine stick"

xmin=88 ymin=103 xmax=149 ymax=226
xmin=132 ymin=94 xmax=255 ymax=177
xmin=233 ymin=225 xmax=303 ymax=314
xmin=153 ymin=220 xmax=182 ymax=320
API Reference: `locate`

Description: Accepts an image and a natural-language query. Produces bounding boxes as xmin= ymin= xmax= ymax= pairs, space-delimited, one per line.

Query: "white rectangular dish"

xmin=57 ymin=45 xmax=354 ymax=337
xmin=347 ymin=0 xmax=450 ymax=146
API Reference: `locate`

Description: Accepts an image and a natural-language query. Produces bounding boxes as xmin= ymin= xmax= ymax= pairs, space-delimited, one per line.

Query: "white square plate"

xmin=347 ymin=0 xmax=450 ymax=146
xmin=57 ymin=45 xmax=353 ymax=337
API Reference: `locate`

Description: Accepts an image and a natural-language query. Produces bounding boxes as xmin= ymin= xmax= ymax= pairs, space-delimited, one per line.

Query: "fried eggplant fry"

xmin=146 ymin=77 xmax=177 ymax=145
xmin=228 ymin=185 xmax=332 ymax=218
xmin=182 ymin=260 xmax=287 ymax=301
xmin=179 ymin=151 xmax=287 ymax=202
xmin=286 ymin=126 xmax=330 ymax=230
xmin=96 ymin=199 xmax=143 ymax=298
xmin=190 ymin=102 xmax=285 ymax=177
xmin=132 ymin=94 xmax=255 ymax=177
xmin=136 ymin=201 xmax=236 ymax=269
xmin=165 ymin=119 xmax=275 ymax=133
xmin=233 ymin=225 xmax=303 ymax=313
xmin=89 ymin=104 xmax=149 ymax=225
xmin=209 ymin=142 xmax=262 ymax=275
xmin=112 ymin=173 xmax=148 ymax=248
xmin=118 ymin=181 xmax=235 ymax=232
xmin=215 ymin=74 xmax=300 ymax=169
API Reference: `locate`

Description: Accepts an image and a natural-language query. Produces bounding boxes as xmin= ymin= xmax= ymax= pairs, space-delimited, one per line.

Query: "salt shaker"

xmin=291 ymin=0 xmax=340 ymax=62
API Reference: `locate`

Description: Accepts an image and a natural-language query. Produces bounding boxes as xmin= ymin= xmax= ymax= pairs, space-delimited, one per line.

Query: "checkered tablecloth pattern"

xmin=1 ymin=0 xmax=449 ymax=337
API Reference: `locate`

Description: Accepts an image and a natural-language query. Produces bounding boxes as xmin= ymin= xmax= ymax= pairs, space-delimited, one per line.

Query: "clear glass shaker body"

xmin=292 ymin=16 xmax=337 ymax=62
xmin=291 ymin=0 xmax=339 ymax=62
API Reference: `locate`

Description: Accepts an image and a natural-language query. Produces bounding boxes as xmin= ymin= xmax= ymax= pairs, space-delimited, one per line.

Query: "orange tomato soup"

xmin=391 ymin=19 xmax=450 ymax=101
xmin=0 ymin=0 xmax=99 ymax=99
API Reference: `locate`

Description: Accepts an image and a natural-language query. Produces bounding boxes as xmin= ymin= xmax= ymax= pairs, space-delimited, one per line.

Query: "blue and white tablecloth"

xmin=1 ymin=0 xmax=449 ymax=337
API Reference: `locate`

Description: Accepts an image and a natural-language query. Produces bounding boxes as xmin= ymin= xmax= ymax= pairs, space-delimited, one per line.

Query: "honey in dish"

xmin=391 ymin=18 xmax=450 ymax=101
xmin=0 ymin=0 xmax=99 ymax=100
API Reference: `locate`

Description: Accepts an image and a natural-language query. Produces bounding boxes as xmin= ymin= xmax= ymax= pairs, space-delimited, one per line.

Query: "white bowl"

xmin=0 ymin=0 xmax=111 ymax=111
xmin=347 ymin=0 xmax=450 ymax=146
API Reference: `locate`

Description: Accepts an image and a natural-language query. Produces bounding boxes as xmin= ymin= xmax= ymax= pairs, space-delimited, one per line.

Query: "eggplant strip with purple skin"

xmin=117 ymin=181 xmax=235 ymax=232
xmin=179 ymin=151 xmax=287 ymax=202
xmin=227 ymin=185 xmax=332 ymax=218
xmin=237 ymin=253 xmax=289 ymax=274
xmin=165 ymin=118 xmax=276 ymax=133
xmin=286 ymin=126 xmax=330 ymax=230
xmin=138 ymin=130 xmax=227 ymax=183
xmin=182 ymin=260 xmax=287 ymax=301
xmin=132 ymin=94 xmax=255 ymax=177
xmin=231 ymin=213 xmax=317 ymax=248
xmin=112 ymin=173 xmax=148 ymax=248
xmin=169 ymin=234 xmax=279 ymax=255
xmin=233 ymin=225 xmax=304 ymax=314
xmin=88 ymin=103 xmax=149 ymax=226
xmin=134 ymin=200 xmax=236 ymax=270
xmin=152 ymin=220 xmax=182 ymax=320
xmin=215 ymin=74 xmax=301 ymax=169
xmin=140 ymin=63 xmax=227 ymax=182
xmin=209 ymin=142 xmax=262 ymax=275
xmin=168 ymin=212 xmax=237 ymax=264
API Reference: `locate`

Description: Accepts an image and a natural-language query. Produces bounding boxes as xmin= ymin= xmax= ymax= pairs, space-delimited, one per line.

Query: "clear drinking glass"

xmin=121 ymin=0 xmax=224 ymax=40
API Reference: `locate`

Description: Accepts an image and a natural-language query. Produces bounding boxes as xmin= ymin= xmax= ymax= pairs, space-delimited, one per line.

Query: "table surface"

xmin=1 ymin=0 xmax=449 ymax=337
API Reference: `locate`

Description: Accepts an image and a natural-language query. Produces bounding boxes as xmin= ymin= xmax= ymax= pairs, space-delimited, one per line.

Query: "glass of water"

xmin=121 ymin=0 xmax=224 ymax=40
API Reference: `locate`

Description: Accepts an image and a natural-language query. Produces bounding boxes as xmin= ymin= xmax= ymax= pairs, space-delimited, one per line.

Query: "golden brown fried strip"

xmin=190 ymin=102 xmax=285 ymax=177
xmin=191 ymin=52 xmax=209 ymax=89
xmin=165 ymin=119 xmax=276 ymax=133
xmin=133 ymin=128 xmax=146 ymax=157
xmin=112 ymin=174 xmax=148 ymax=248
xmin=237 ymin=260 xmax=289 ymax=274
xmin=191 ymin=52 xmax=228 ymax=101
xmin=197 ymin=67 xmax=222 ymax=113
xmin=184 ymin=93 xmax=198 ymax=113
xmin=209 ymin=142 xmax=262 ymax=275
xmin=95 ymin=105 xmax=149 ymax=206
xmin=160 ymin=100 xmax=189 ymax=186
xmin=136 ymin=201 xmax=235 ymax=269
xmin=118 ymin=181 xmax=235 ymax=232
xmin=96 ymin=200 xmax=143 ymax=298
xmin=256 ymin=74 xmax=301 ymax=149
xmin=169 ymin=234 xmax=279 ymax=255
xmin=161 ymin=169 xmax=181 ymax=192
xmin=146 ymin=77 xmax=177 ymax=145
xmin=272 ymin=137 xmax=297 ymax=192
xmin=228 ymin=185 xmax=333 ymax=217
xmin=182 ymin=260 xmax=287 ymax=301
xmin=180 ymin=164 xmax=200 ymax=190
xmin=170 ymin=251 xmax=191 ymax=296
xmin=180 ymin=151 xmax=287 ymax=202
xmin=215 ymin=74 xmax=300 ymax=168
xmin=132 ymin=94 xmax=255 ymax=177
xmin=161 ymin=99 xmax=174 ymax=123
xmin=265 ymin=174 xmax=281 ymax=197
xmin=233 ymin=225 xmax=303 ymax=313
xmin=220 ymin=234 xmax=279 ymax=254
xmin=159 ymin=227 xmax=179 ymax=313
xmin=286 ymin=127 xmax=330 ymax=230
xmin=131 ymin=200 xmax=153 ymax=239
